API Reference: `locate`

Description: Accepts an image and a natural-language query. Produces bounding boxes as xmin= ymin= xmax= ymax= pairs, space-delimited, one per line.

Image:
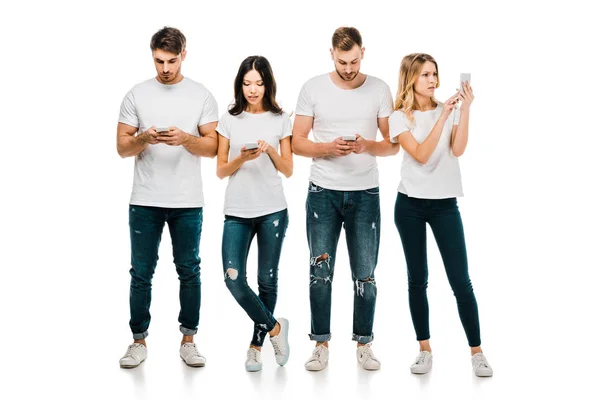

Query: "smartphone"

xmin=342 ymin=135 xmax=356 ymax=141
xmin=244 ymin=142 xmax=259 ymax=150
xmin=156 ymin=126 xmax=169 ymax=134
xmin=459 ymin=73 xmax=471 ymax=88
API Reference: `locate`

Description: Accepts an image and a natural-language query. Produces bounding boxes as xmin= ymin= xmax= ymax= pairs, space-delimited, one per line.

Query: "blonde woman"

xmin=388 ymin=53 xmax=493 ymax=377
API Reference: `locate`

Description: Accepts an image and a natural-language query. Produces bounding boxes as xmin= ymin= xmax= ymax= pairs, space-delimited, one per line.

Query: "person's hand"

xmin=441 ymin=93 xmax=461 ymax=117
xmin=329 ymin=137 xmax=357 ymax=156
xmin=354 ymin=134 xmax=369 ymax=154
xmin=139 ymin=127 xmax=159 ymax=144
xmin=457 ymin=81 xmax=475 ymax=110
xmin=257 ymin=140 xmax=273 ymax=154
xmin=240 ymin=146 xmax=261 ymax=162
xmin=156 ymin=126 xmax=190 ymax=146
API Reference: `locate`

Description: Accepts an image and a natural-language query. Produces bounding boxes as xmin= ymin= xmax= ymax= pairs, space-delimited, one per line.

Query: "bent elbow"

xmin=452 ymin=148 xmax=464 ymax=158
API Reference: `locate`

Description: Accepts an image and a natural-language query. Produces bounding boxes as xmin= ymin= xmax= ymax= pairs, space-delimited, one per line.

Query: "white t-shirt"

xmin=216 ymin=111 xmax=292 ymax=218
xmin=389 ymin=104 xmax=463 ymax=199
xmin=119 ymin=77 xmax=218 ymax=208
xmin=295 ymin=73 xmax=393 ymax=190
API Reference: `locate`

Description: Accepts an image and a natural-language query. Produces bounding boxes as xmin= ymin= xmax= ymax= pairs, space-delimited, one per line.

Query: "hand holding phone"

xmin=458 ymin=73 xmax=475 ymax=108
xmin=156 ymin=126 xmax=170 ymax=135
xmin=342 ymin=135 xmax=357 ymax=141
xmin=244 ymin=141 xmax=259 ymax=150
xmin=459 ymin=73 xmax=471 ymax=89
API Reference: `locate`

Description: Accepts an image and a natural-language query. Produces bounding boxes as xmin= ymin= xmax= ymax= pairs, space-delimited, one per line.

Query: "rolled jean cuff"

xmin=352 ymin=333 xmax=374 ymax=344
xmin=133 ymin=331 xmax=149 ymax=340
xmin=180 ymin=326 xmax=198 ymax=336
xmin=309 ymin=333 xmax=331 ymax=342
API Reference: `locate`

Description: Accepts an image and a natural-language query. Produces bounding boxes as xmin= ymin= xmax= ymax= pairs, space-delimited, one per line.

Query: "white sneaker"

xmin=269 ymin=318 xmax=290 ymax=366
xmin=119 ymin=343 xmax=147 ymax=369
xmin=180 ymin=342 xmax=206 ymax=367
xmin=410 ymin=351 xmax=433 ymax=374
xmin=245 ymin=348 xmax=263 ymax=372
xmin=472 ymin=353 xmax=493 ymax=377
xmin=305 ymin=344 xmax=329 ymax=371
xmin=357 ymin=343 xmax=381 ymax=370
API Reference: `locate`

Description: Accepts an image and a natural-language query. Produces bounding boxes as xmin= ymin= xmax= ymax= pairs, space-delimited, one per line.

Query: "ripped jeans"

xmin=222 ymin=209 xmax=288 ymax=347
xmin=306 ymin=182 xmax=380 ymax=344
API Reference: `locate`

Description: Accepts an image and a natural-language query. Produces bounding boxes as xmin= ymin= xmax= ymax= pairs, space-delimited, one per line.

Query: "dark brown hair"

xmin=332 ymin=27 xmax=362 ymax=51
xmin=229 ymin=56 xmax=283 ymax=116
xmin=150 ymin=27 xmax=186 ymax=54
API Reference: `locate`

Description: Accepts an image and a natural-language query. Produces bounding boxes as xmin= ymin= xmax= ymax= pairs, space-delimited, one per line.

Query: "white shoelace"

xmin=415 ymin=352 xmax=428 ymax=364
xmin=474 ymin=355 xmax=489 ymax=369
xmin=311 ymin=346 xmax=325 ymax=361
xmin=125 ymin=344 xmax=142 ymax=357
xmin=271 ymin=337 xmax=282 ymax=354
xmin=182 ymin=343 xmax=199 ymax=356
xmin=360 ymin=344 xmax=374 ymax=358
xmin=247 ymin=350 xmax=259 ymax=363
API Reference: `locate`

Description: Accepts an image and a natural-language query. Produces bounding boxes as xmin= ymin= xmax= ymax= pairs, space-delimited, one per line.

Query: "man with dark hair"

xmin=292 ymin=26 xmax=399 ymax=371
xmin=116 ymin=26 xmax=218 ymax=369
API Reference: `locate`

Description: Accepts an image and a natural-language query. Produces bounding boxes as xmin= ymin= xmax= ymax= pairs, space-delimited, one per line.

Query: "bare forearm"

xmin=292 ymin=136 xmax=331 ymax=158
xmin=217 ymin=155 xmax=245 ymax=179
xmin=183 ymin=134 xmax=218 ymax=157
xmin=117 ymin=134 xmax=148 ymax=158
xmin=415 ymin=114 xmax=448 ymax=164
xmin=452 ymin=108 xmax=470 ymax=157
xmin=366 ymin=139 xmax=400 ymax=156
xmin=266 ymin=148 xmax=293 ymax=178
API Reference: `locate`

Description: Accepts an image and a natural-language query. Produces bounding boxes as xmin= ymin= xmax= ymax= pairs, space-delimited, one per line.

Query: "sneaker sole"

xmin=120 ymin=359 xmax=145 ymax=369
xmin=181 ymin=356 xmax=205 ymax=367
xmin=305 ymin=361 xmax=327 ymax=371
xmin=475 ymin=370 xmax=493 ymax=377
xmin=361 ymin=363 xmax=381 ymax=371
xmin=246 ymin=364 xmax=262 ymax=372
xmin=410 ymin=369 xmax=431 ymax=374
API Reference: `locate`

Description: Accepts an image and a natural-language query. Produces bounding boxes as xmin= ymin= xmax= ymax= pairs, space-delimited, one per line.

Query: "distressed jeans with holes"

xmin=128 ymin=205 xmax=203 ymax=340
xmin=394 ymin=192 xmax=481 ymax=347
xmin=306 ymin=182 xmax=380 ymax=344
xmin=222 ymin=209 xmax=288 ymax=347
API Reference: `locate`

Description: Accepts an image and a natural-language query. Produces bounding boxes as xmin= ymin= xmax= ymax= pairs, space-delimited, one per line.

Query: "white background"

xmin=2 ymin=0 xmax=599 ymax=399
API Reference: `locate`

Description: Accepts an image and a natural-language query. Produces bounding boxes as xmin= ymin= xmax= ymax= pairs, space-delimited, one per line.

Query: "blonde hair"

xmin=394 ymin=53 xmax=440 ymax=124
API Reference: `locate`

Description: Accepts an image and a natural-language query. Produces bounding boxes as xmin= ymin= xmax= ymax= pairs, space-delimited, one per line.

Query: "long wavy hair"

xmin=394 ymin=53 xmax=440 ymax=124
xmin=228 ymin=56 xmax=283 ymax=116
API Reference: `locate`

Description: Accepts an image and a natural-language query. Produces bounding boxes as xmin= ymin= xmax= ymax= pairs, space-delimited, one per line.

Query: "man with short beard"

xmin=116 ymin=26 xmax=218 ymax=369
xmin=292 ymin=27 xmax=399 ymax=371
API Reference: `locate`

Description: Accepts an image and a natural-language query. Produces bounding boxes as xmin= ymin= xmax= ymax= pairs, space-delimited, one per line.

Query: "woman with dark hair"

xmin=216 ymin=56 xmax=293 ymax=372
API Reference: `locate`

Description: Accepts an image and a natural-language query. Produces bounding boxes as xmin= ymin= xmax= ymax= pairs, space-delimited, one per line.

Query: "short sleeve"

xmin=118 ymin=91 xmax=138 ymax=128
xmin=388 ymin=111 xmax=411 ymax=143
xmin=215 ymin=112 xmax=230 ymax=139
xmin=280 ymin=114 xmax=292 ymax=139
xmin=378 ymin=83 xmax=394 ymax=118
xmin=453 ymin=107 xmax=461 ymax=125
xmin=198 ymin=91 xmax=219 ymax=126
xmin=295 ymin=84 xmax=314 ymax=117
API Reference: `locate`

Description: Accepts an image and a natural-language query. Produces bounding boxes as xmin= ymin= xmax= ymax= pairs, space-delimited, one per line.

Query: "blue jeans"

xmin=222 ymin=209 xmax=288 ymax=347
xmin=128 ymin=205 xmax=203 ymax=340
xmin=394 ymin=193 xmax=481 ymax=347
xmin=306 ymin=182 xmax=380 ymax=344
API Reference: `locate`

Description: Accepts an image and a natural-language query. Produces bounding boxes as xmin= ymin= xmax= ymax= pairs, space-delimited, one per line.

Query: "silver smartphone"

xmin=342 ymin=135 xmax=356 ymax=141
xmin=459 ymin=73 xmax=471 ymax=88
xmin=156 ymin=126 xmax=169 ymax=134
xmin=244 ymin=142 xmax=259 ymax=150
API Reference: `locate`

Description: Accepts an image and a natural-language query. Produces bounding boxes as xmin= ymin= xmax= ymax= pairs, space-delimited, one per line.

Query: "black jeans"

xmin=394 ymin=192 xmax=481 ymax=347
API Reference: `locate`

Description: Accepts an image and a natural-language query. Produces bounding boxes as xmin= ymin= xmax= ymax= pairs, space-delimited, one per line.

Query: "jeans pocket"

xmin=365 ymin=187 xmax=380 ymax=195
xmin=308 ymin=182 xmax=324 ymax=193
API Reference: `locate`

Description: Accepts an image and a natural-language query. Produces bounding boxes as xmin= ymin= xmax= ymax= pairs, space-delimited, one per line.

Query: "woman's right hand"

xmin=441 ymin=93 xmax=460 ymax=117
xmin=239 ymin=146 xmax=261 ymax=162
